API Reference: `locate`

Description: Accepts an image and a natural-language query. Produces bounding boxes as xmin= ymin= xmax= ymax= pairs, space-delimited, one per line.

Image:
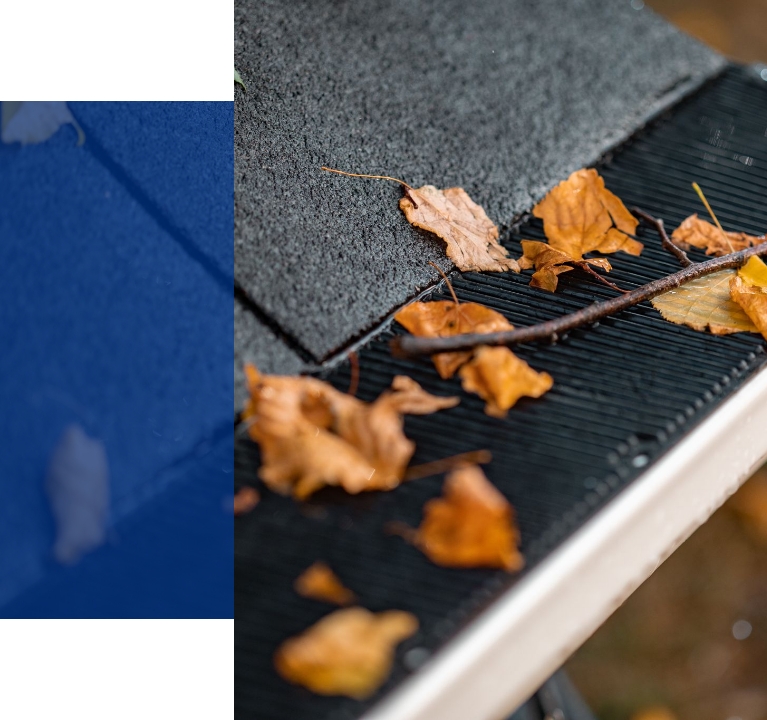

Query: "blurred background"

xmin=564 ymin=4 xmax=767 ymax=719
xmin=645 ymin=0 xmax=767 ymax=64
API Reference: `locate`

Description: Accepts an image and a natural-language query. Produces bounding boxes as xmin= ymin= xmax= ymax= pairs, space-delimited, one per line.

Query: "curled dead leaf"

xmin=394 ymin=299 xmax=514 ymax=379
xmin=730 ymin=256 xmax=767 ymax=341
xmin=651 ymin=270 xmax=759 ymax=335
xmin=233 ymin=487 xmax=260 ymax=516
xmin=402 ymin=465 xmax=524 ymax=571
xmin=532 ymin=168 xmax=642 ymax=261
xmin=518 ymin=240 xmax=614 ymax=293
xmin=242 ymin=365 xmax=458 ymax=499
xmin=294 ymin=562 xmax=356 ymax=606
xmin=458 ymin=345 xmax=553 ymax=418
xmin=274 ymin=607 xmax=418 ymax=699
xmin=671 ymin=214 xmax=764 ymax=257
xmin=399 ymin=185 xmax=520 ymax=273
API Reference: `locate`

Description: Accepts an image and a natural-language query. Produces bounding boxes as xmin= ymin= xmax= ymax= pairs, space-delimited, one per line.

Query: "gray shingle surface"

xmin=234 ymin=300 xmax=305 ymax=411
xmin=235 ymin=0 xmax=723 ymax=359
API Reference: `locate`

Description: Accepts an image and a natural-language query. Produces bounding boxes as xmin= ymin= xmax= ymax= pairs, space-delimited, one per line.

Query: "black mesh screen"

xmin=235 ymin=66 xmax=767 ymax=720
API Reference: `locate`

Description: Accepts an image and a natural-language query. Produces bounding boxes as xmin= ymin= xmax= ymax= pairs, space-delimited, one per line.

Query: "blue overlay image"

xmin=0 ymin=102 xmax=233 ymax=617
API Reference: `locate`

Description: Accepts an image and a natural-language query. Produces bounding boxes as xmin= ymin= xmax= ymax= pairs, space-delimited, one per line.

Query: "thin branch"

xmin=347 ymin=351 xmax=359 ymax=396
xmin=575 ymin=261 xmax=629 ymax=293
xmin=391 ymin=242 xmax=767 ymax=357
xmin=404 ymin=449 xmax=492 ymax=481
xmin=631 ymin=207 xmax=693 ymax=267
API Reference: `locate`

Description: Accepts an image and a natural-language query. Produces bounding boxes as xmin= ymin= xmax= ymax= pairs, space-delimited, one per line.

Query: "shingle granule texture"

xmin=235 ymin=0 xmax=723 ymax=360
xmin=234 ymin=300 xmax=305 ymax=411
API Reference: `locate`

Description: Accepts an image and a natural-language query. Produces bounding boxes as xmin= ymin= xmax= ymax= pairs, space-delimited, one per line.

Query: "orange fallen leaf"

xmin=517 ymin=240 xmax=614 ymax=293
xmin=671 ymin=213 xmax=764 ymax=257
xmin=459 ymin=345 xmax=553 ymax=418
xmin=394 ymin=299 xmax=513 ymax=379
xmin=532 ymin=168 xmax=642 ymax=261
xmin=274 ymin=607 xmax=418 ymax=699
xmin=403 ymin=465 xmax=524 ymax=571
xmin=294 ymin=562 xmax=356 ymax=605
xmin=242 ymin=365 xmax=458 ymax=499
xmin=233 ymin=487 xmax=260 ymax=516
xmin=399 ymin=185 xmax=520 ymax=273
xmin=730 ymin=256 xmax=767 ymax=341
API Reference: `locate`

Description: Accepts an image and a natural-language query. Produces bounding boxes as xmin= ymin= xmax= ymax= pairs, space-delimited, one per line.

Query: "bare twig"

xmin=404 ymin=449 xmax=492 ymax=481
xmin=391 ymin=242 xmax=767 ymax=357
xmin=428 ymin=261 xmax=459 ymax=304
xmin=575 ymin=261 xmax=629 ymax=293
xmin=631 ymin=207 xmax=693 ymax=267
xmin=347 ymin=351 xmax=359 ymax=396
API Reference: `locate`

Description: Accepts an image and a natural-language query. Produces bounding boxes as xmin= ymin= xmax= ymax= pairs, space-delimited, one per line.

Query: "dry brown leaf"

xmin=274 ymin=607 xmax=418 ymax=699
xmin=458 ymin=345 xmax=554 ymax=418
xmin=532 ymin=168 xmax=642 ymax=261
xmin=518 ymin=240 xmax=613 ymax=292
xmin=233 ymin=487 xmax=260 ymax=516
xmin=651 ymin=270 xmax=759 ymax=335
xmin=399 ymin=185 xmax=520 ymax=273
xmin=394 ymin=299 xmax=514 ymax=378
xmin=407 ymin=465 xmax=524 ymax=571
xmin=242 ymin=365 xmax=458 ymax=499
xmin=671 ymin=213 xmax=764 ymax=256
xmin=730 ymin=256 xmax=767 ymax=341
xmin=294 ymin=562 xmax=356 ymax=606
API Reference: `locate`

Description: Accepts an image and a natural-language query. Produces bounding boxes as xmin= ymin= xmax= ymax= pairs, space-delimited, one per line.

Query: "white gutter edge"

xmin=363 ymin=363 xmax=767 ymax=720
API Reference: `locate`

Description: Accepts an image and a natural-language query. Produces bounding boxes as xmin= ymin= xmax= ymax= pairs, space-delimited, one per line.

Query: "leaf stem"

xmin=692 ymin=181 xmax=734 ymax=253
xmin=428 ymin=261 xmax=459 ymax=304
xmin=321 ymin=166 xmax=419 ymax=208
xmin=391 ymin=235 xmax=767 ymax=358
xmin=321 ymin=166 xmax=412 ymax=189
xmin=576 ymin=261 xmax=629 ymax=293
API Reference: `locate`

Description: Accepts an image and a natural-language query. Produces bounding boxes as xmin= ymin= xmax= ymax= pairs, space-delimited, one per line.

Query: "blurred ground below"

xmin=645 ymin=0 xmax=767 ymax=64
xmin=566 ymin=466 xmax=767 ymax=720
xmin=565 ymin=7 xmax=767 ymax=719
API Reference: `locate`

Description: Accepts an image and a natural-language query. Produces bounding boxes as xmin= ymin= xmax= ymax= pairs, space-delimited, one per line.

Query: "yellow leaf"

xmin=739 ymin=255 xmax=767 ymax=287
xmin=730 ymin=257 xmax=767 ymax=340
xmin=274 ymin=607 xmax=418 ymax=699
xmin=651 ymin=270 xmax=759 ymax=335
xmin=399 ymin=185 xmax=520 ymax=273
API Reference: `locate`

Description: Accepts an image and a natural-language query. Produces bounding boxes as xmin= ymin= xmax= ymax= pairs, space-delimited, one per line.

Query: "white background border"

xmin=0 ymin=1 xmax=232 ymax=100
xmin=0 ymin=620 xmax=233 ymax=718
